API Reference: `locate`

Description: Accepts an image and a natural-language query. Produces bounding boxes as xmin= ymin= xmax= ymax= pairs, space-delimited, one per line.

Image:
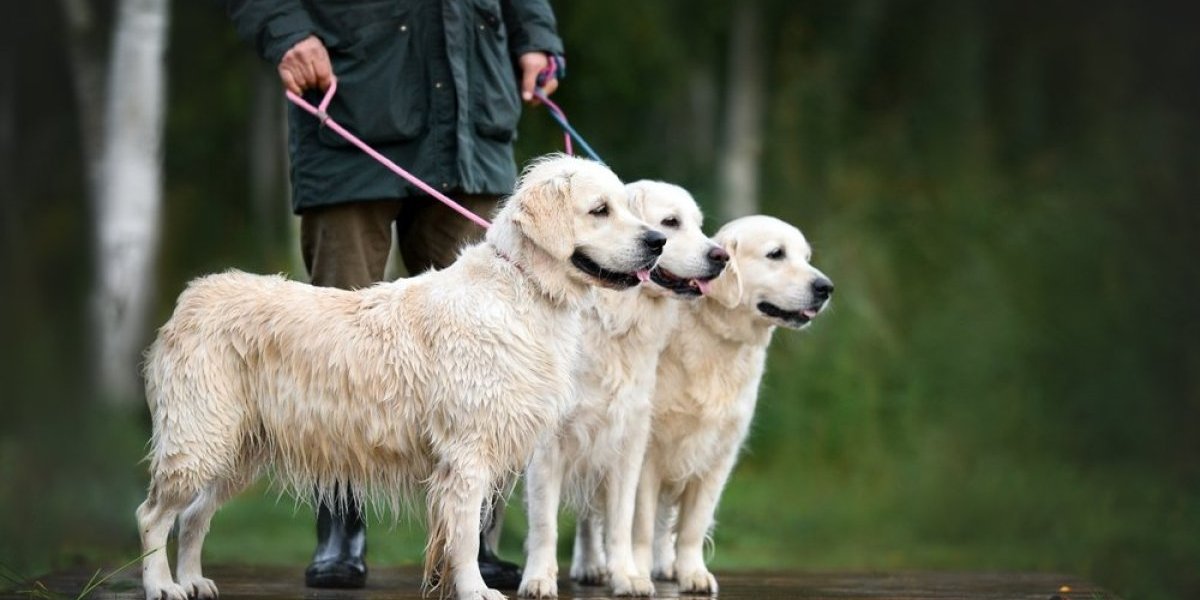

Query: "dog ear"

xmin=625 ymin=183 xmax=646 ymax=220
xmin=513 ymin=174 xmax=574 ymax=260
xmin=707 ymin=237 xmax=744 ymax=309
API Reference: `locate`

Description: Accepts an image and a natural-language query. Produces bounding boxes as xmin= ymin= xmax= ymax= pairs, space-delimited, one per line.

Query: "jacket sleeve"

xmin=224 ymin=0 xmax=317 ymax=65
xmin=501 ymin=0 xmax=564 ymax=58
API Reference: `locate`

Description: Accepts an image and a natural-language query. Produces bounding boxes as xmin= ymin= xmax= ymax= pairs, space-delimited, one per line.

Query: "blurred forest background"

xmin=2 ymin=1 xmax=1199 ymax=599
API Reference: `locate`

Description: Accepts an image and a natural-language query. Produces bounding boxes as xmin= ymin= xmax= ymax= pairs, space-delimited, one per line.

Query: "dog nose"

xmin=642 ymin=230 xmax=667 ymax=253
xmin=707 ymin=246 xmax=730 ymax=264
xmin=811 ymin=277 xmax=834 ymax=300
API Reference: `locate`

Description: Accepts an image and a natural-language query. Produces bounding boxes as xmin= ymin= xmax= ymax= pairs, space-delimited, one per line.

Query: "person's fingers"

xmin=282 ymin=53 xmax=306 ymax=88
xmin=279 ymin=36 xmax=339 ymax=93
xmin=312 ymin=52 xmax=334 ymax=90
xmin=296 ymin=54 xmax=317 ymax=90
xmin=315 ymin=67 xmax=333 ymax=91
xmin=521 ymin=65 xmax=539 ymax=102
xmin=279 ymin=68 xmax=301 ymax=95
xmin=541 ymin=77 xmax=559 ymax=97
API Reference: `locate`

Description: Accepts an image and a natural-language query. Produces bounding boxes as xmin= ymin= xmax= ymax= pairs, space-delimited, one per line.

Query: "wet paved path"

xmin=6 ymin=565 xmax=1116 ymax=599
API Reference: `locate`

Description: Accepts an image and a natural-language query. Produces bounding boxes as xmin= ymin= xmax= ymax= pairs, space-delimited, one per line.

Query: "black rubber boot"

xmin=305 ymin=498 xmax=368 ymax=589
xmin=478 ymin=534 xmax=523 ymax=589
xmin=478 ymin=500 xmax=522 ymax=589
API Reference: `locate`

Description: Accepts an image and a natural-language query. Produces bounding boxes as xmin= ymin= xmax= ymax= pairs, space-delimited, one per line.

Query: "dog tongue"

xmin=636 ymin=269 xmax=651 ymax=283
xmin=693 ymin=279 xmax=713 ymax=295
xmin=802 ymin=308 xmax=818 ymax=319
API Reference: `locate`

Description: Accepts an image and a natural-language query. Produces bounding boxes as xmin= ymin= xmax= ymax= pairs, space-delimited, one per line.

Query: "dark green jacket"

xmin=227 ymin=0 xmax=563 ymax=212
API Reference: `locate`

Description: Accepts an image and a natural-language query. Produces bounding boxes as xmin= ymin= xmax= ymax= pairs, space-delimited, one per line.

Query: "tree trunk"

xmin=717 ymin=0 xmax=766 ymax=221
xmin=93 ymin=0 xmax=170 ymax=404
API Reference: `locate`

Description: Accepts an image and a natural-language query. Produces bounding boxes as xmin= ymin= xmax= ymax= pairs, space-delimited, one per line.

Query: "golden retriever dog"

xmin=136 ymin=155 xmax=666 ymax=600
xmin=632 ymin=215 xmax=833 ymax=595
xmin=519 ymin=182 xmax=727 ymax=599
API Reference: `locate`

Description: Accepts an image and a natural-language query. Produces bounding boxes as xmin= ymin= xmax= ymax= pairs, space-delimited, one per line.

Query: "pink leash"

xmin=285 ymin=79 xmax=493 ymax=230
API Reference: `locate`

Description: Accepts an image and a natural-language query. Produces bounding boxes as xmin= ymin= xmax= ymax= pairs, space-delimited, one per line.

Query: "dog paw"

xmin=518 ymin=576 xmax=557 ymax=598
xmin=651 ymin=564 xmax=676 ymax=582
xmin=677 ymin=569 xmax=718 ymax=595
xmin=569 ymin=562 xmax=607 ymax=586
xmin=180 ymin=576 xmax=219 ymax=599
xmin=144 ymin=581 xmax=188 ymax=600
xmin=611 ymin=572 xmax=655 ymax=597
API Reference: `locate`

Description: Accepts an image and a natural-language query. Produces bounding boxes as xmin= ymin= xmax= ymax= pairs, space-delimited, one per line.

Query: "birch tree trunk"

xmin=93 ymin=0 xmax=170 ymax=404
xmin=717 ymin=0 xmax=766 ymax=220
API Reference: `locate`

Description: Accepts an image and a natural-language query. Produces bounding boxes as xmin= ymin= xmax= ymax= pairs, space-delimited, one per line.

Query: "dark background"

xmin=2 ymin=1 xmax=1198 ymax=598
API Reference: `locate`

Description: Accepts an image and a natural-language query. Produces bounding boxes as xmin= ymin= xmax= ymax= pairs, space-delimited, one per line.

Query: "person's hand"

xmin=278 ymin=35 xmax=334 ymax=95
xmin=518 ymin=52 xmax=558 ymax=105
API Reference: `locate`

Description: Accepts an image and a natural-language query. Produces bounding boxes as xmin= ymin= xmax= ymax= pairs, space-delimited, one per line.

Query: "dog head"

xmin=626 ymin=180 xmax=727 ymax=298
xmin=706 ymin=215 xmax=833 ymax=329
xmin=491 ymin=155 xmax=664 ymax=290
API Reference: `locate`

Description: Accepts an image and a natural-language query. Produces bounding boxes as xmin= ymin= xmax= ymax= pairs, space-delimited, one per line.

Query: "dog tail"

xmin=422 ymin=463 xmax=456 ymax=597
xmin=422 ymin=498 xmax=449 ymax=597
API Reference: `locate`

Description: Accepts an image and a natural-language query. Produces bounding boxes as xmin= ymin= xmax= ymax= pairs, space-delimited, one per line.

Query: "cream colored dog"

xmin=136 ymin=155 xmax=666 ymax=600
xmin=519 ymin=182 xmax=726 ymax=599
xmin=632 ymin=215 xmax=833 ymax=595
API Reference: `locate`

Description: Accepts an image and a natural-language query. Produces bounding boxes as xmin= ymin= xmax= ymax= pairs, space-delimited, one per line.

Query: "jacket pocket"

xmin=316 ymin=4 xmax=427 ymax=146
xmin=469 ymin=0 xmax=521 ymax=142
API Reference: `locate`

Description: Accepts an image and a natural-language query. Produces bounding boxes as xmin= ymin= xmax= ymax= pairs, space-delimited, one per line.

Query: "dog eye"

xmin=767 ymin=248 xmax=785 ymax=260
xmin=589 ymin=204 xmax=609 ymax=217
xmin=661 ymin=216 xmax=680 ymax=229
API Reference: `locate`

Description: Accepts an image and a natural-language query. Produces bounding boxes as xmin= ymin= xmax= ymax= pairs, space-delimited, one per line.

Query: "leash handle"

xmin=535 ymin=55 xmax=564 ymax=88
xmin=285 ymin=78 xmax=493 ymax=230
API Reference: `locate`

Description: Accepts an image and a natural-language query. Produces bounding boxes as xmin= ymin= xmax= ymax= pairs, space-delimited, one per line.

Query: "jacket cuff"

xmin=510 ymin=31 xmax=564 ymax=59
xmin=262 ymin=10 xmax=316 ymax=65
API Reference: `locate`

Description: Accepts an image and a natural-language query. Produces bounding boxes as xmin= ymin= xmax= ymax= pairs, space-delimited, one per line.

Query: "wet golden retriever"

xmin=633 ymin=215 xmax=833 ymax=595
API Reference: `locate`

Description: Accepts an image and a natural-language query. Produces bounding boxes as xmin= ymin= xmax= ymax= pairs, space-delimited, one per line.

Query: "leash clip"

xmin=315 ymin=78 xmax=338 ymax=127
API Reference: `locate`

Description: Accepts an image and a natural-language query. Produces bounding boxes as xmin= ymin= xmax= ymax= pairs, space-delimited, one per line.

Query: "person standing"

xmin=224 ymin=0 xmax=563 ymax=590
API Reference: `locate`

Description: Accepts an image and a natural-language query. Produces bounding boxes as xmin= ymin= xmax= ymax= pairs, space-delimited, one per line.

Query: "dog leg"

xmin=673 ymin=461 xmax=734 ymax=596
xmin=176 ymin=474 xmax=249 ymax=599
xmin=568 ymin=512 xmax=606 ymax=585
xmin=519 ymin=441 xmax=565 ymax=598
xmin=137 ymin=486 xmax=193 ymax=600
xmin=428 ymin=460 xmax=502 ymax=600
xmin=175 ymin=490 xmax=220 ymax=599
xmin=605 ymin=421 xmax=654 ymax=597
xmin=631 ymin=459 xmax=660 ymax=580
xmin=651 ymin=501 xmax=677 ymax=581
